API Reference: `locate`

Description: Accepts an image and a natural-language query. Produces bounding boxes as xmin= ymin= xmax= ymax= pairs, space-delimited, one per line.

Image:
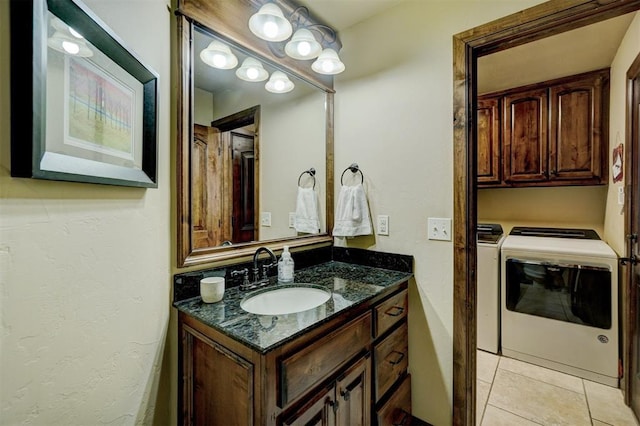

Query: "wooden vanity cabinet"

xmin=178 ymin=285 xmax=410 ymax=426
xmin=477 ymin=68 xmax=609 ymax=188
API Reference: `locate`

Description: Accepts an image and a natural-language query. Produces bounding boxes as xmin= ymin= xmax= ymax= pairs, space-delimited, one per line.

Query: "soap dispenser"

xmin=278 ymin=246 xmax=295 ymax=283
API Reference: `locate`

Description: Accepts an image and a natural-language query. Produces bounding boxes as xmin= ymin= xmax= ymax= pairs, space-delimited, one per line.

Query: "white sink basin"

xmin=240 ymin=284 xmax=331 ymax=315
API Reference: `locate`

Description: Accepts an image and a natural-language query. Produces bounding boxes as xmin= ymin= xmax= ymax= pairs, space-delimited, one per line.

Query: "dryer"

xmin=477 ymin=223 xmax=504 ymax=354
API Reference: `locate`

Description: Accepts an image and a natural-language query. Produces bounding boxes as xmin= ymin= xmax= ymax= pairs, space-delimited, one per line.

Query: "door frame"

xmin=624 ymin=52 xmax=640 ymax=412
xmin=452 ymin=1 xmax=640 ymax=425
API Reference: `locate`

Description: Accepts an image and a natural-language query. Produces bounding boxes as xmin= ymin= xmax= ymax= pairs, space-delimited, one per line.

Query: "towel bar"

xmin=298 ymin=167 xmax=316 ymax=189
xmin=340 ymin=163 xmax=364 ymax=185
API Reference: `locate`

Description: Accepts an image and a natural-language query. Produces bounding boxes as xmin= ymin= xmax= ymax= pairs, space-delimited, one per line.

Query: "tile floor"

xmin=476 ymin=350 xmax=639 ymax=426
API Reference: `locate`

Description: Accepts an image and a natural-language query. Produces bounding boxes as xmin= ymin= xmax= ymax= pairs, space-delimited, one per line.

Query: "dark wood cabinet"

xmin=477 ymin=97 xmax=502 ymax=185
xmin=178 ymin=285 xmax=410 ymax=426
xmin=477 ymin=69 xmax=609 ymax=188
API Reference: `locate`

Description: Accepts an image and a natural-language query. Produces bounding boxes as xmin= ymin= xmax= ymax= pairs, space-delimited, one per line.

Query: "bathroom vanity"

xmin=174 ymin=255 xmax=413 ymax=425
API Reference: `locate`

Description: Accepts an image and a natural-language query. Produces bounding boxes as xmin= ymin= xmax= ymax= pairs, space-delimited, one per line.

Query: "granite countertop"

xmin=173 ymin=261 xmax=413 ymax=354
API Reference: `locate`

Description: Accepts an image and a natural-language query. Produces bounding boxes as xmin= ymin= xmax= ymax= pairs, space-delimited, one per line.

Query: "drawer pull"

xmin=386 ymin=350 xmax=405 ymax=365
xmin=385 ymin=306 xmax=404 ymax=317
xmin=393 ymin=409 xmax=410 ymax=426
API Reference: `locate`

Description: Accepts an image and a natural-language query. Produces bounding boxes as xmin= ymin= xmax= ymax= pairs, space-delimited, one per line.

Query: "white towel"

xmin=294 ymin=186 xmax=321 ymax=234
xmin=333 ymin=184 xmax=372 ymax=237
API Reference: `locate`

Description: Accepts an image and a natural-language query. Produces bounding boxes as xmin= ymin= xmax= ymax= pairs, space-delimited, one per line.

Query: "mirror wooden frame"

xmin=176 ymin=0 xmax=336 ymax=267
xmin=452 ymin=0 xmax=640 ymax=424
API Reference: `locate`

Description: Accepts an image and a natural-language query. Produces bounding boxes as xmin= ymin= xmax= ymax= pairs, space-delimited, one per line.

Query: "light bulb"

xmin=322 ymin=61 xmax=333 ymax=73
xmin=212 ymin=53 xmax=227 ymax=68
xmin=62 ymin=40 xmax=80 ymax=55
xmin=68 ymin=27 xmax=83 ymax=39
xmin=274 ymin=80 xmax=285 ymax=91
xmin=246 ymin=67 xmax=259 ymax=80
xmin=297 ymin=41 xmax=311 ymax=56
xmin=263 ymin=20 xmax=279 ymax=39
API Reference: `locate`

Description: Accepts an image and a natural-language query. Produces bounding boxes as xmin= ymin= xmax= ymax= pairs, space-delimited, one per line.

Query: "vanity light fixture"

xmin=47 ymin=17 xmax=93 ymax=57
xmin=284 ymin=28 xmax=322 ymax=60
xmin=236 ymin=57 xmax=269 ymax=82
xmin=248 ymin=2 xmax=345 ymax=75
xmin=200 ymin=40 xmax=238 ymax=70
xmin=248 ymin=3 xmax=293 ymax=42
xmin=311 ymin=48 xmax=345 ymax=75
xmin=265 ymin=70 xmax=294 ymax=93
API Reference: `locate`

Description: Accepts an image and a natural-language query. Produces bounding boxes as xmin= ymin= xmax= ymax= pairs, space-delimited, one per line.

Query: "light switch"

xmin=261 ymin=212 xmax=272 ymax=227
xmin=428 ymin=217 xmax=452 ymax=241
xmin=618 ymin=186 xmax=625 ymax=206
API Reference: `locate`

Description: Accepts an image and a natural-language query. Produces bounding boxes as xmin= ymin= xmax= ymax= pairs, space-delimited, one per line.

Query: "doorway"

xmin=452 ymin=1 xmax=640 ymax=425
xmin=626 ymin=52 xmax=640 ymax=416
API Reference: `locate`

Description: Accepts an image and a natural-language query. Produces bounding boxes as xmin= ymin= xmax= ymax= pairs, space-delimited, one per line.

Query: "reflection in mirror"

xmin=188 ymin=25 xmax=328 ymax=255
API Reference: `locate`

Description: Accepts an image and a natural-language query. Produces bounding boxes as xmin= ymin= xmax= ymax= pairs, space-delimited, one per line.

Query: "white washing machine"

xmin=501 ymin=227 xmax=619 ymax=386
xmin=477 ymin=223 xmax=504 ymax=354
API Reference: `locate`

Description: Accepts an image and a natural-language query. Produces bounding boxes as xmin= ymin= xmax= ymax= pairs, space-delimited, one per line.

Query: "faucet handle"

xmin=231 ymin=268 xmax=250 ymax=288
xmin=261 ymin=263 xmax=275 ymax=280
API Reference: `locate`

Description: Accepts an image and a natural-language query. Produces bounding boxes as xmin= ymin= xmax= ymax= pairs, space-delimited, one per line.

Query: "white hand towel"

xmin=294 ymin=186 xmax=321 ymax=234
xmin=333 ymin=184 xmax=372 ymax=237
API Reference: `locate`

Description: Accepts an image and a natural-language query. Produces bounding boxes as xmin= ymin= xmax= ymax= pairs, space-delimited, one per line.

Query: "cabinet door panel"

xmin=281 ymin=385 xmax=336 ymax=426
xmin=477 ymin=97 xmax=501 ymax=185
xmin=182 ymin=326 xmax=253 ymax=426
xmin=336 ymin=355 xmax=371 ymax=426
xmin=550 ymin=72 xmax=607 ymax=182
xmin=376 ymin=374 xmax=411 ymax=426
xmin=503 ymin=88 xmax=548 ymax=182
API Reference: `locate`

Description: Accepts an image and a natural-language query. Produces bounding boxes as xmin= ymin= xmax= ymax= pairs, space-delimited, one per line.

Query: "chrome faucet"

xmin=232 ymin=246 xmax=278 ymax=291
xmin=252 ymin=246 xmax=277 ymax=285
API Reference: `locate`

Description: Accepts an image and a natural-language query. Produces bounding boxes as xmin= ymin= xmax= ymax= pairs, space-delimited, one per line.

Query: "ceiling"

xmin=295 ymin=0 xmax=403 ymax=31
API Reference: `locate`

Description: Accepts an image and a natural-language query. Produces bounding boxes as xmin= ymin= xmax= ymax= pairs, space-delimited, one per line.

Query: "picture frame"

xmin=10 ymin=0 xmax=159 ymax=188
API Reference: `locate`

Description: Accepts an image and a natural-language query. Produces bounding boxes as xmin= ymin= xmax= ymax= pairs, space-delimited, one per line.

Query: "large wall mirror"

xmin=176 ymin=0 xmax=336 ymax=267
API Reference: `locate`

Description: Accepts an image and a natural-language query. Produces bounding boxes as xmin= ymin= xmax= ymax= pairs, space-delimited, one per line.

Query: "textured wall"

xmin=332 ymin=1 xmax=545 ymax=424
xmin=0 ymin=0 xmax=172 ymax=423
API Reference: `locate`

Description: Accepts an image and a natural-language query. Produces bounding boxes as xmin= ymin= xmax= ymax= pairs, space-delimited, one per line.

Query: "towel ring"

xmin=340 ymin=163 xmax=364 ymax=185
xmin=297 ymin=167 xmax=316 ymax=189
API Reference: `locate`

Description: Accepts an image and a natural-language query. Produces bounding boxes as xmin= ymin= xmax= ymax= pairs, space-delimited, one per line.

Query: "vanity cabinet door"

xmin=281 ymin=384 xmax=336 ymax=426
xmin=181 ymin=324 xmax=253 ymax=426
xmin=477 ymin=96 xmax=502 ymax=186
xmin=376 ymin=374 xmax=412 ymax=426
xmin=336 ymin=354 xmax=371 ymax=426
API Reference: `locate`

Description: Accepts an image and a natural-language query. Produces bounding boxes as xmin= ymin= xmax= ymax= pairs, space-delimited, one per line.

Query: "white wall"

xmin=0 ymin=0 xmax=172 ymax=423
xmin=604 ymin=12 xmax=640 ymax=255
xmin=333 ymin=1 xmax=545 ymax=424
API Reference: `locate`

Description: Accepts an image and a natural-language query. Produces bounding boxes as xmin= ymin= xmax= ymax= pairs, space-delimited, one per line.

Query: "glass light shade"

xmin=200 ymin=40 xmax=238 ymax=70
xmin=285 ymin=28 xmax=322 ymax=60
xmin=47 ymin=31 xmax=93 ymax=57
xmin=311 ymin=48 xmax=345 ymax=75
xmin=248 ymin=3 xmax=293 ymax=42
xmin=265 ymin=71 xmax=294 ymax=93
xmin=236 ymin=57 xmax=269 ymax=82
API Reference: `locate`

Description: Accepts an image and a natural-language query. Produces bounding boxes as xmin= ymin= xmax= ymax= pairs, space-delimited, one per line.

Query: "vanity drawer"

xmin=279 ymin=311 xmax=372 ymax=407
xmin=376 ymin=374 xmax=412 ymax=426
xmin=374 ymin=321 xmax=408 ymax=402
xmin=374 ymin=289 xmax=408 ymax=338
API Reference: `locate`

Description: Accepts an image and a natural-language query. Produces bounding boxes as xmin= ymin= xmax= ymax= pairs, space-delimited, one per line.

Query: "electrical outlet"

xmin=377 ymin=215 xmax=389 ymax=236
xmin=618 ymin=186 xmax=625 ymax=206
xmin=289 ymin=212 xmax=296 ymax=228
xmin=261 ymin=212 xmax=272 ymax=227
xmin=428 ymin=217 xmax=452 ymax=241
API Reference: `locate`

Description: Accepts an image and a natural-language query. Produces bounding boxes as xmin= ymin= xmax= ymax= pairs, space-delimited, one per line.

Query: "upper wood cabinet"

xmin=477 ymin=68 xmax=609 ymax=188
xmin=477 ymin=97 xmax=502 ymax=185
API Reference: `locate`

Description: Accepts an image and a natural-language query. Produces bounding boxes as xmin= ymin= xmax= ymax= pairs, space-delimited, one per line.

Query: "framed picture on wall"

xmin=9 ymin=0 xmax=159 ymax=188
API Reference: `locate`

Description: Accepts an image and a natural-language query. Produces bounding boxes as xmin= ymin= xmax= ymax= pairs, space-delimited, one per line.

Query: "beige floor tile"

xmin=477 ymin=380 xmax=491 ymax=425
xmin=477 ymin=350 xmax=499 ymax=383
xmin=489 ymin=369 xmax=591 ymax=426
xmin=592 ymin=421 xmax=613 ymax=426
xmin=498 ymin=356 xmax=584 ymax=394
xmin=481 ymin=405 xmax=541 ymax=426
xmin=584 ymin=380 xmax=639 ymax=426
